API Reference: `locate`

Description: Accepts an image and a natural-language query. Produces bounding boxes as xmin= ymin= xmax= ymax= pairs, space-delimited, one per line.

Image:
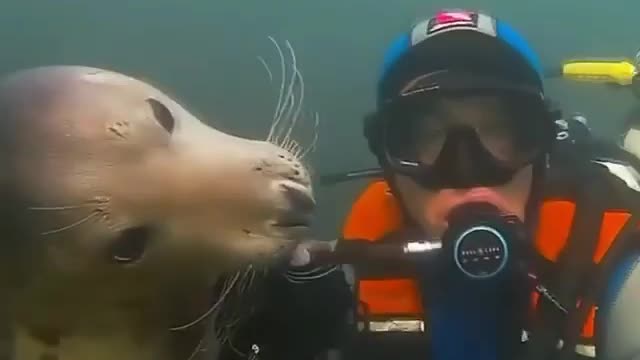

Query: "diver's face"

xmin=391 ymin=95 xmax=534 ymax=237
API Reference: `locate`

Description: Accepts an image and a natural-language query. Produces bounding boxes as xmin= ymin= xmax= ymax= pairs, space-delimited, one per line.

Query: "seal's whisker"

xmin=293 ymin=144 xmax=303 ymax=159
xmin=40 ymin=210 xmax=101 ymax=236
xmin=282 ymin=138 xmax=292 ymax=153
xmin=293 ymin=112 xmax=315 ymax=160
xmin=280 ymin=82 xmax=300 ymax=146
xmin=238 ymin=266 xmax=255 ymax=294
xmin=29 ymin=197 xmax=109 ymax=211
xmin=284 ymin=139 xmax=293 ymax=153
xmin=300 ymin=111 xmax=320 ymax=159
xmin=276 ymin=90 xmax=296 ymax=141
xmin=289 ymin=140 xmax=302 ymax=157
xmin=257 ymin=56 xmax=273 ymax=83
xmin=223 ymin=316 xmax=242 ymax=329
xmin=170 ymin=271 xmax=241 ymax=331
xmin=262 ymin=37 xmax=321 ymax=161
xmin=296 ymin=140 xmax=304 ymax=155
xmin=267 ymin=36 xmax=287 ymax=142
xmin=279 ymin=93 xmax=296 ymax=142
xmin=246 ymin=267 xmax=257 ymax=291
xmin=292 ymin=142 xmax=301 ymax=157
xmin=212 ymin=265 xmax=261 ymax=357
xmin=282 ymin=40 xmax=305 ymax=145
xmin=274 ymin=93 xmax=295 ymax=143
xmin=185 ymin=337 xmax=206 ymax=360
xmin=224 ymin=337 xmax=245 ymax=357
xmin=29 ymin=204 xmax=92 ymax=211
xmin=273 ymin=41 xmax=299 ymax=143
xmin=278 ymin=92 xmax=297 ymax=144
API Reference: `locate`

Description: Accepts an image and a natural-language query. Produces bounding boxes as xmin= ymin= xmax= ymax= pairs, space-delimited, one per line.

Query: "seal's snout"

xmin=273 ymin=182 xmax=315 ymax=231
xmin=280 ymin=182 xmax=315 ymax=214
xmin=256 ymin=147 xmax=312 ymax=187
xmin=232 ymin=142 xmax=316 ymax=244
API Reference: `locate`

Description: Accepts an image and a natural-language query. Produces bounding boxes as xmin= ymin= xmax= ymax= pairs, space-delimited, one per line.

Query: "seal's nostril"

xmin=293 ymin=170 xmax=300 ymax=176
xmin=280 ymin=183 xmax=315 ymax=213
xmin=109 ymin=226 xmax=151 ymax=265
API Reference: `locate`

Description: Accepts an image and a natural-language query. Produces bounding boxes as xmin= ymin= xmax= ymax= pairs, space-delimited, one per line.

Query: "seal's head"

xmin=0 ymin=66 xmax=314 ymax=345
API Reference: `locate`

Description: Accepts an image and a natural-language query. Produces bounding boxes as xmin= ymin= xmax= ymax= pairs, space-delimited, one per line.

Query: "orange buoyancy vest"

xmin=342 ymin=180 xmax=634 ymax=353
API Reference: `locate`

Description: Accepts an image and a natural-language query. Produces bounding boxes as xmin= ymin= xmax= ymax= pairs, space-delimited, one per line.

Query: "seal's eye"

xmin=109 ymin=225 xmax=152 ymax=265
xmin=146 ymin=98 xmax=175 ymax=134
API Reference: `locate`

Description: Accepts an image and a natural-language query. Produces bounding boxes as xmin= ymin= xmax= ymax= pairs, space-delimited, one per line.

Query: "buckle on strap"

xmin=521 ymin=331 xmax=596 ymax=358
xmin=357 ymin=319 xmax=425 ymax=332
xmin=528 ymin=272 xmax=569 ymax=315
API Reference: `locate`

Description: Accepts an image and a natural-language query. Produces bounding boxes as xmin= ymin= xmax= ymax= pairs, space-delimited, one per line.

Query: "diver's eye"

xmin=109 ymin=226 xmax=152 ymax=265
xmin=146 ymin=98 xmax=175 ymax=134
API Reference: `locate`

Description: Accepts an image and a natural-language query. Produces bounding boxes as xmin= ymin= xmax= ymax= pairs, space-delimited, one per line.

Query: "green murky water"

xmin=0 ymin=0 xmax=636 ymax=243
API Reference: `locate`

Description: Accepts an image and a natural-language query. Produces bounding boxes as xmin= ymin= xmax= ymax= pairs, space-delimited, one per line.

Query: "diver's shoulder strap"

xmin=524 ymin=159 xmax=612 ymax=360
xmin=558 ymin=211 xmax=640 ymax=360
xmin=525 ymin=156 xmax=640 ymax=360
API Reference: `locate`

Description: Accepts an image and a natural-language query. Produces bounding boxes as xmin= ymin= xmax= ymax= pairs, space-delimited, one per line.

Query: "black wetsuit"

xmin=216 ymin=114 xmax=640 ymax=360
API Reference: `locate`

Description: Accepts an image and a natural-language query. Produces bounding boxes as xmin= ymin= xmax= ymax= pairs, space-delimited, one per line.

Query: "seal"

xmin=0 ymin=65 xmax=315 ymax=360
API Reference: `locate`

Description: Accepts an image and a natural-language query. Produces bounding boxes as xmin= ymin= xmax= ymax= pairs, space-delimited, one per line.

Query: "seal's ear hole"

xmin=109 ymin=225 xmax=152 ymax=265
xmin=146 ymin=98 xmax=175 ymax=134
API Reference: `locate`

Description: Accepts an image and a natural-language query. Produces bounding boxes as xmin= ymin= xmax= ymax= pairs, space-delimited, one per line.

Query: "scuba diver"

xmin=217 ymin=9 xmax=640 ymax=360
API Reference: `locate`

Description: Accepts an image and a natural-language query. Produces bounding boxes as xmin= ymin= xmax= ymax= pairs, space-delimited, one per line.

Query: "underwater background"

xmin=0 ymin=0 xmax=637 ymax=246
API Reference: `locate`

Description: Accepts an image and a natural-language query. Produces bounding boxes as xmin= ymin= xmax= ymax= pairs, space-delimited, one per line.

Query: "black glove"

xmin=554 ymin=113 xmax=592 ymax=147
xmin=216 ymin=264 xmax=353 ymax=360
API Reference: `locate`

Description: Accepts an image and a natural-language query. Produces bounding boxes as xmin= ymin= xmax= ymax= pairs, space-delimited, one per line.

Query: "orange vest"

xmin=342 ymin=180 xmax=633 ymax=345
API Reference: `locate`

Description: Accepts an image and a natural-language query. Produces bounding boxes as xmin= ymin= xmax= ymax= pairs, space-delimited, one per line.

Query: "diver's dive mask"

xmin=366 ymin=90 xmax=554 ymax=189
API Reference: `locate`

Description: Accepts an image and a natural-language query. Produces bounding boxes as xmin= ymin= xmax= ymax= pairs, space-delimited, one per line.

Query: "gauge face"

xmin=454 ymin=225 xmax=508 ymax=279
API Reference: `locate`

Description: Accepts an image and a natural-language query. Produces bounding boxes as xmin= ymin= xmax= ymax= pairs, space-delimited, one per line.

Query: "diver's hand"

xmin=555 ymin=113 xmax=592 ymax=146
xmin=285 ymin=240 xmax=341 ymax=284
xmin=289 ymin=239 xmax=337 ymax=267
